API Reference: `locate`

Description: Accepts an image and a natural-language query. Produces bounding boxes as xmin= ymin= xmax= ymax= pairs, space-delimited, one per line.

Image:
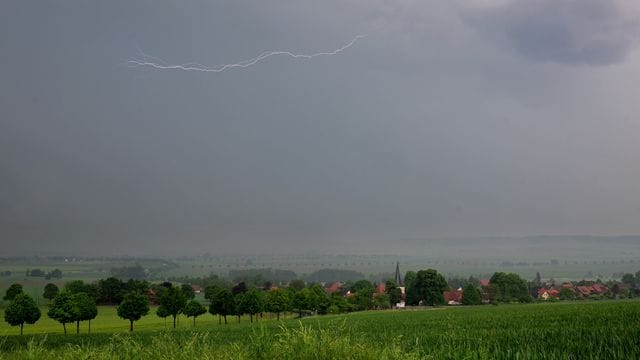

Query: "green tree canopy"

xmin=350 ymin=280 xmax=374 ymax=293
xmin=404 ymin=271 xmax=419 ymax=305
xmin=621 ymin=273 xmax=636 ymax=287
xmin=265 ymin=288 xmax=291 ymax=320
xmin=64 ymin=280 xmax=98 ymax=300
xmin=43 ymin=283 xmax=60 ymax=301
xmin=4 ymin=293 xmax=41 ymax=335
xmin=461 ymin=284 xmax=482 ymax=305
xmin=97 ymin=277 xmax=125 ymax=305
xmin=117 ymin=292 xmax=150 ymax=333
xmin=209 ymin=287 xmax=234 ymax=324
xmin=307 ymin=284 xmax=330 ymax=314
xmin=413 ymin=269 xmax=448 ymax=306
xmin=48 ymin=291 xmax=75 ymax=334
xmin=385 ymin=280 xmax=402 ymax=307
xmin=4 ymin=283 xmax=23 ymax=301
xmin=489 ymin=272 xmax=532 ymax=303
xmin=373 ymin=293 xmax=391 ymax=309
xmin=288 ymin=279 xmax=306 ymax=291
xmin=559 ymin=287 xmax=576 ymax=301
xmin=157 ymin=286 xmax=187 ymax=329
xmin=183 ymin=300 xmax=207 ymax=326
xmin=72 ymin=292 xmax=98 ymax=334
xmin=239 ymin=289 xmax=264 ymax=322
xmin=349 ymin=287 xmax=374 ymax=311
xmin=292 ymin=289 xmax=310 ymax=318
xmin=181 ymin=284 xmax=195 ymax=300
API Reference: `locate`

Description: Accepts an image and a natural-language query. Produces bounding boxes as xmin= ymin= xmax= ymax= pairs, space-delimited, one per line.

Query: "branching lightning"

xmin=127 ymin=35 xmax=366 ymax=73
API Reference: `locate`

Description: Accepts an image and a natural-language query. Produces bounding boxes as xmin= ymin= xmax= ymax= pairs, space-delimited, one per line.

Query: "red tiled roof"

xmin=479 ymin=279 xmax=490 ymax=287
xmin=537 ymin=288 xmax=549 ymax=296
xmin=591 ymin=284 xmax=608 ymax=294
xmin=375 ymin=283 xmax=386 ymax=294
xmin=444 ymin=290 xmax=463 ymax=303
xmin=325 ymin=282 xmax=342 ymax=294
xmin=576 ymin=286 xmax=592 ymax=296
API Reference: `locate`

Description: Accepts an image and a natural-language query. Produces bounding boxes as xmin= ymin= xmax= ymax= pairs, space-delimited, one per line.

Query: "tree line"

xmin=4 ymin=268 xmax=639 ymax=335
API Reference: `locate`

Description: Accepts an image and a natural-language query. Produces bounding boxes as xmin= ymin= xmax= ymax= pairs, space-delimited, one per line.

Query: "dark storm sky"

xmin=2 ymin=1 xmax=640 ymax=256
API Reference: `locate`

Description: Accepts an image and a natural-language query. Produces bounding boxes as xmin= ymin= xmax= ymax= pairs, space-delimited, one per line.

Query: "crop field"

xmin=1 ymin=301 xmax=639 ymax=359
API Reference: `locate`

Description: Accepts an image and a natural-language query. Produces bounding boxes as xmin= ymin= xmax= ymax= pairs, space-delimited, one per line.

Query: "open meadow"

xmin=1 ymin=301 xmax=639 ymax=359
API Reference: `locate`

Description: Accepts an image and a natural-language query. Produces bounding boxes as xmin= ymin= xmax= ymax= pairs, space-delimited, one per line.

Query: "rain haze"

xmin=2 ymin=0 xmax=640 ymax=257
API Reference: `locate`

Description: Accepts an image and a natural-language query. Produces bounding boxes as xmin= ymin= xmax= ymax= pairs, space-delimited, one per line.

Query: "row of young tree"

xmin=2 ymin=281 xmax=207 ymax=334
xmin=2 ymin=284 xmax=96 ymax=335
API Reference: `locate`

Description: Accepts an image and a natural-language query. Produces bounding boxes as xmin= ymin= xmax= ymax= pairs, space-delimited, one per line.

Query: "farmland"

xmin=1 ymin=301 xmax=639 ymax=359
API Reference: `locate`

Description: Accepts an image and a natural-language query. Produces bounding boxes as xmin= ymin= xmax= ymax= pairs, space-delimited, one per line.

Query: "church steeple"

xmin=394 ymin=262 xmax=403 ymax=286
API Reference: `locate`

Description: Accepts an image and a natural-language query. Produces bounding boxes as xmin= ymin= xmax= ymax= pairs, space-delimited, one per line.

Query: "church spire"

xmin=394 ymin=262 xmax=403 ymax=286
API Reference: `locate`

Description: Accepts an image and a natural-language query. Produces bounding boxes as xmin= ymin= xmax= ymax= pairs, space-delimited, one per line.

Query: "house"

xmin=191 ymin=285 xmax=203 ymax=294
xmin=325 ymin=282 xmax=342 ymax=294
xmin=444 ymin=289 xmax=463 ymax=305
xmin=590 ymin=284 xmax=608 ymax=295
xmin=576 ymin=284 xmax=609 ymax=297
xmin=375 ymin=283 xmax=386 ymax=295
xmin=537 ymin=288 xmax=559 ymax=300
xmin=479 ymin=279 xmax=490 ymax=287
xmin=576 ymin=286 xmax=592 ymax=297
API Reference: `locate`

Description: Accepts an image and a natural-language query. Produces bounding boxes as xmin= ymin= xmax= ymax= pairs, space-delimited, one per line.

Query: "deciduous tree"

xmin=48 ymin=291 xmax=75 ymax=335
xmin=117 ymin=292 xmax=150 ymax=333
xmin=239 ymin=289 xmax=263 ymax=323
xmin=209 ymin=287 xmax=234 ymax=324
xmin=265 ymin=288 xmax=291 ymax=320
xmin=181 ymin=284 xmax=195 ymax=300
xmin=4 ymin=283 xmax=23 ymax=301
xmin=183 ymin=300 xmax=206 ymax=326
xmin=4 ymin=293 xmax=41 ymax=335
xmin=413 ymin=269 xmax=447 ymax=306
xmin=43 ymin=283 xmax=60 ymax=301
xmin=72 ymin=292 xmax=98 ymax=334
xmin=157 ymin=286 xmax=187 ymax=329
xmin=461 ymin=284 xmax=482 ymax=305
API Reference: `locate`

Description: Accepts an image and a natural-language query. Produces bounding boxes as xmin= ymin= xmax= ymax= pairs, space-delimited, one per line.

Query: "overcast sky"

xmin=2 ymin=1 xmax=640 ymax=256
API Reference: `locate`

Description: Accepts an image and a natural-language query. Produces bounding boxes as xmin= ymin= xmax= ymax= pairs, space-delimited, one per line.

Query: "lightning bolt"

xmin=127 ymin=35 xmax=366 ymax=73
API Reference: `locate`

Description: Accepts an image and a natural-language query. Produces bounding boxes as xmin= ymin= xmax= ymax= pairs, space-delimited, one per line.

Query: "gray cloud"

xmin=461 ymin=0 xmax=640 ymax=66
xmin=1 ymin=1 xmax=640 ymax=256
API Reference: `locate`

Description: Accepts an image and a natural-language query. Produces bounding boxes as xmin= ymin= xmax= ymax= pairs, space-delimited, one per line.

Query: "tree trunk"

xmin=173 ymin=315 xmax=177 ymax=329
xmin=237 ymin=315 xmax=241 ymax=323
xmin=20 ymin=323 xmax=23 ymax=336
xmin=130 ymin=320 xmax=134 ymax=333
xmin=218 ymin=315 xmax=221 ymax=325
xmin=277 ymin=312 xmax=280 ymax=320
xmin=63 ymin=322 xmax=67 ymax=335
xmin=250 ymin=314 xmax=253 ymax=323
xmin=224 ymin=315 xmax=227 ymax=324
xmin=76 ymin=321 xmax=80 ymax=334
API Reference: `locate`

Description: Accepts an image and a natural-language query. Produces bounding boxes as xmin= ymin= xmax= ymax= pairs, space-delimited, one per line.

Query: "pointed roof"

xmin=394 ymin=262 xmax=403 ymax=286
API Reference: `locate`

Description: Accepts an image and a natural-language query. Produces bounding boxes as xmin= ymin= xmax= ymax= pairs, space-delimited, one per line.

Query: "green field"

xmin=1 ymin=301 xmax=639 ymax=359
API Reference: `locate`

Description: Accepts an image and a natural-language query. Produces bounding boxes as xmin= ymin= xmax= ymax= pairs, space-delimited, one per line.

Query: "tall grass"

xmin=0 ymin=323 xmax=418 ymax=360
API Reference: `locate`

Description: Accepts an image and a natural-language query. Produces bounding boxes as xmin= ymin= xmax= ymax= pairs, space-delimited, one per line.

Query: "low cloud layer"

xmin=462 ymin=0 xmax=640 ymax=66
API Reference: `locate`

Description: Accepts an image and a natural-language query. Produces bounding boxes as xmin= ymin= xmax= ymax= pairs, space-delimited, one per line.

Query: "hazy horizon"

xmin=2 ymin=1 xmax=640 ymax=256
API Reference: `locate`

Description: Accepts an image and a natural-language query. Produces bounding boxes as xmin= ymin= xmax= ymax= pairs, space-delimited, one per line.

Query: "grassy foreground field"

xmin=1 ymin=301 xmax=639 ymax=359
